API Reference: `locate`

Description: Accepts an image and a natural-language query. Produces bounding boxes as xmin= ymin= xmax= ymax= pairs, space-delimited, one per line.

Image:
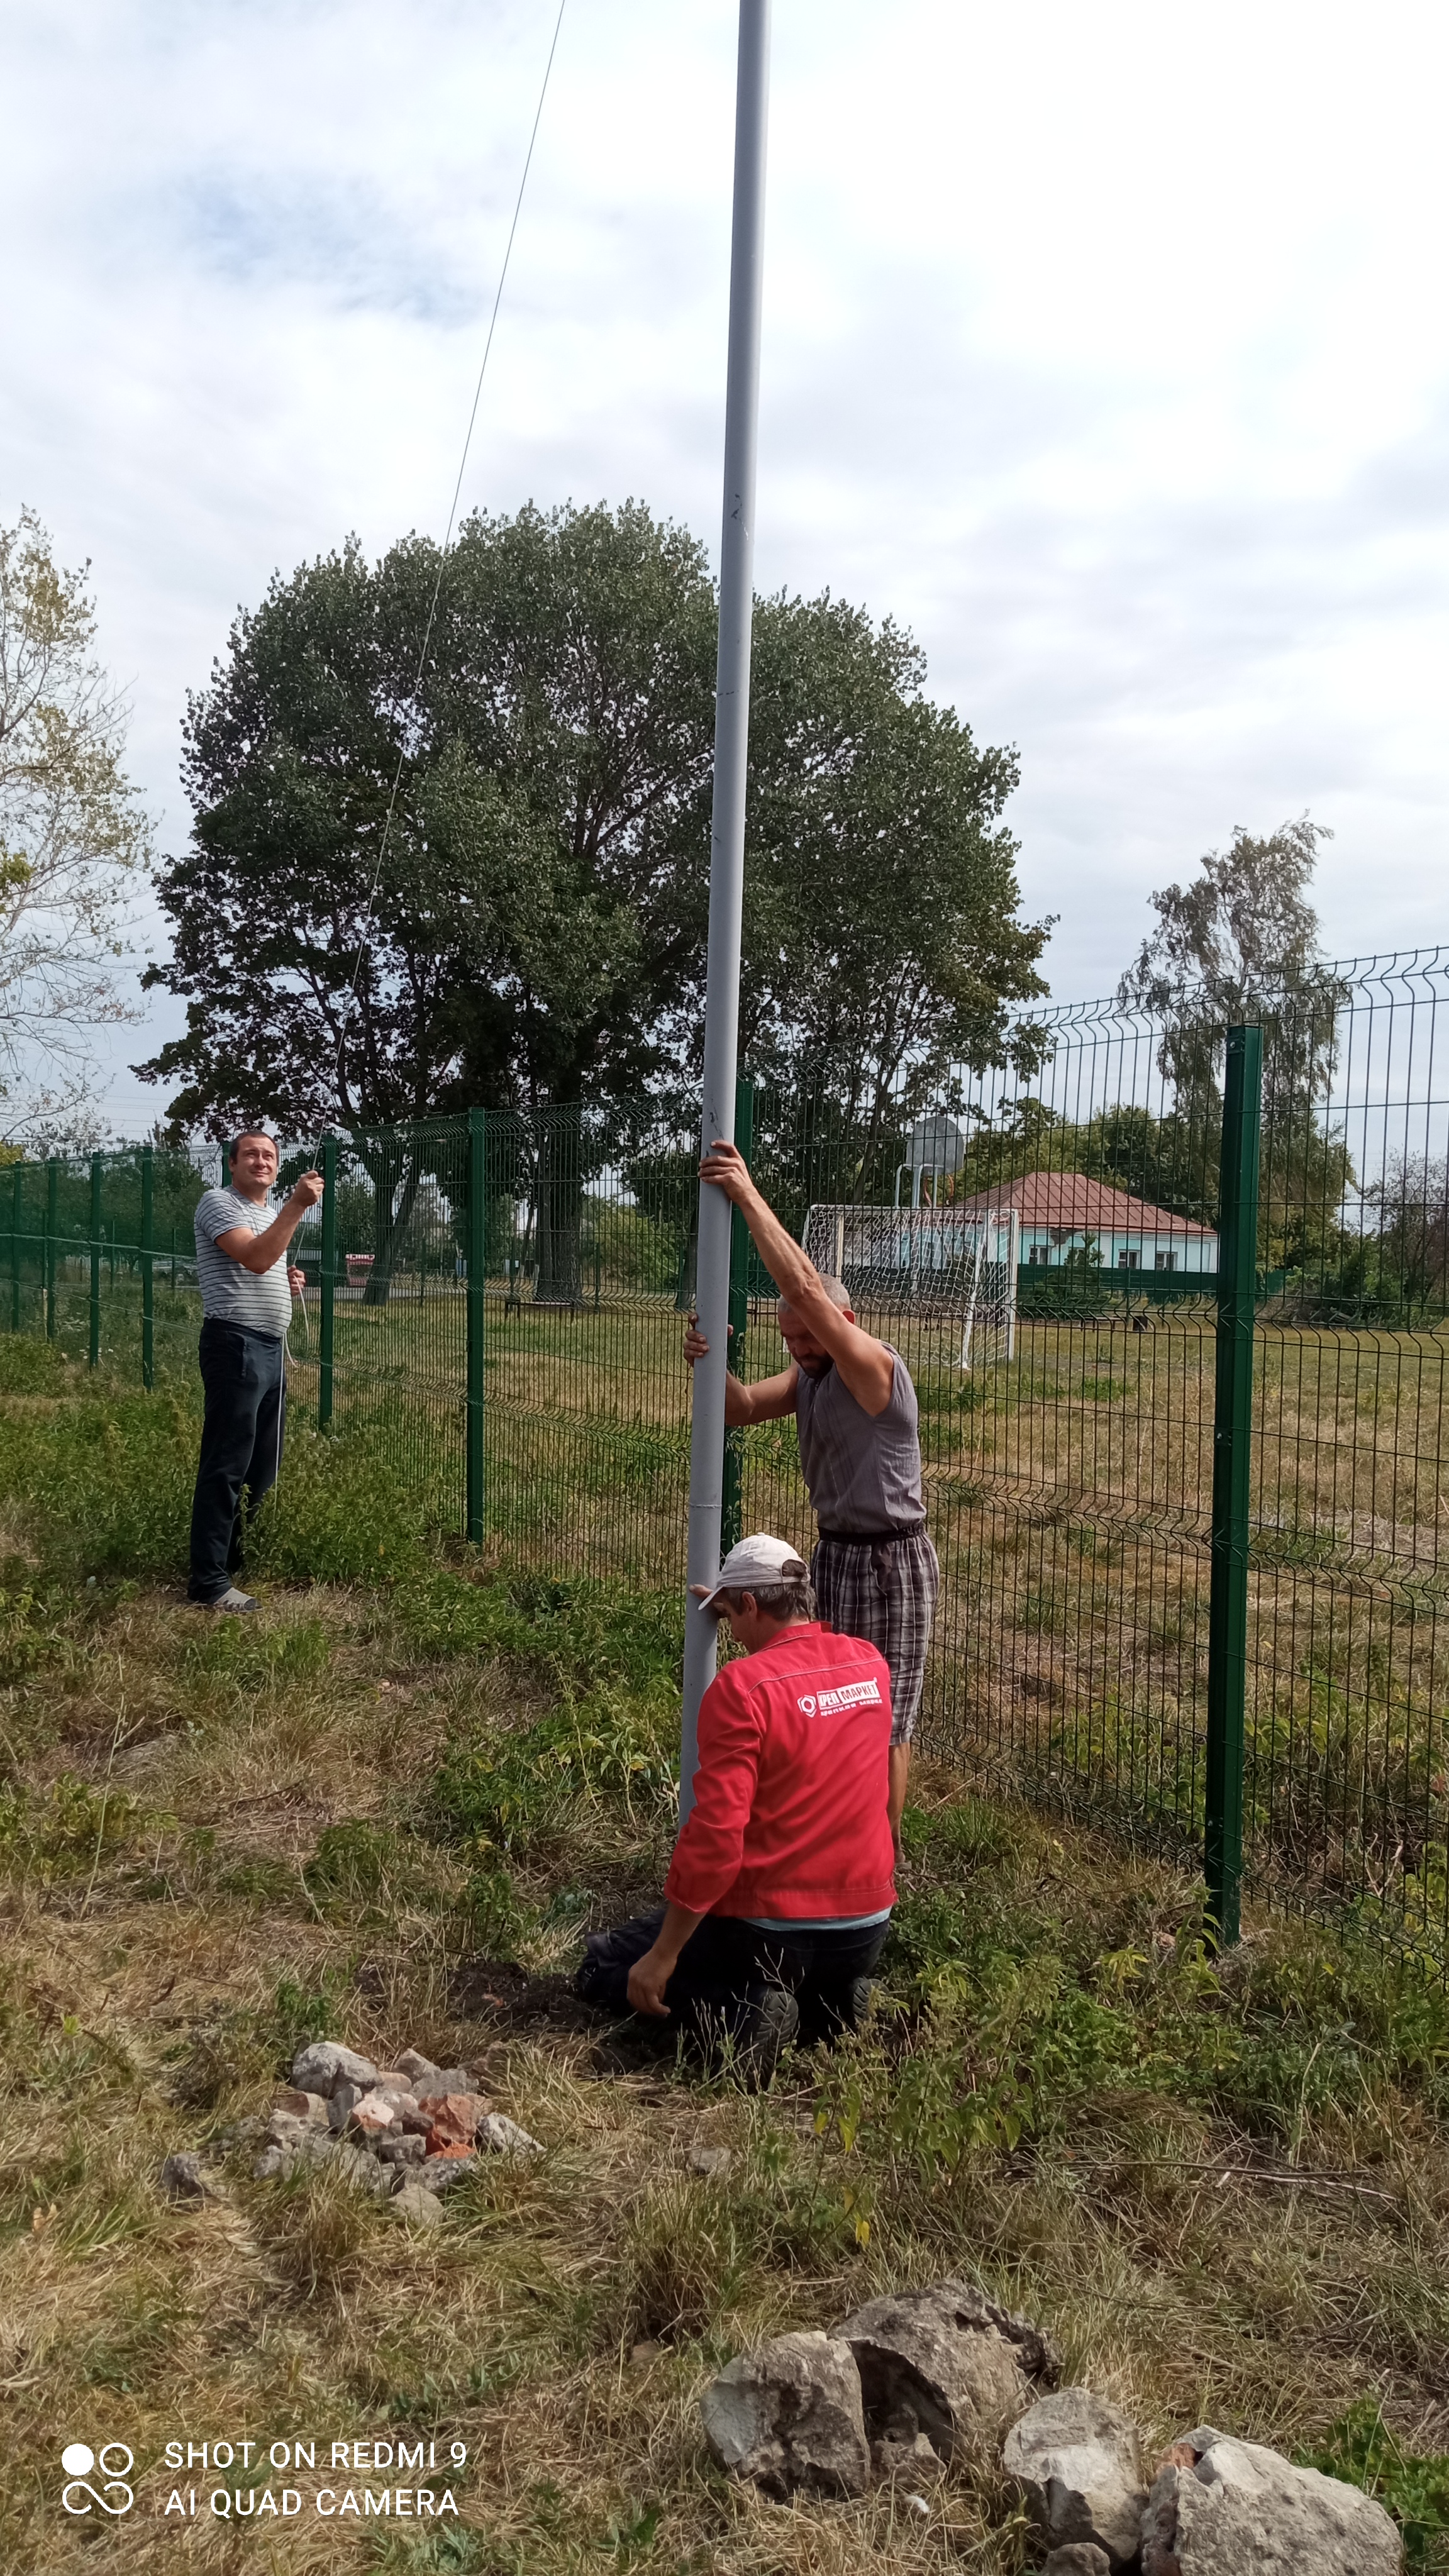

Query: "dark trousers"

xmin=577 ymin=1906 xmax=889 ymax=2052
xmin=187 ymin=1321 xmax=286 ymax=1602
xmin=669 ymin=1913 xmax=889 ymax=2048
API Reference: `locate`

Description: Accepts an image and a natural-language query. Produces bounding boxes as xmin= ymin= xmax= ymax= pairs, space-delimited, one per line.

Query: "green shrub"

xmin=430 ymin=1682 xmax=677 ymax=1858
xmin=1299 ymin=2402 xmax=1449 ymax=2570
xmin=0 ymin=1336 xmax=69 ymax=1393
xmin=303 ymin=1819 xmax=440 ymax=1920
xmin=182 ymin=1614 xmax=332 ymax=1691
xmin=0 ymin=1772 xmax=147 ymax=1884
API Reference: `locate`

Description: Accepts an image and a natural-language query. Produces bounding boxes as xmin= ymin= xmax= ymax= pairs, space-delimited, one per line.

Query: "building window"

xmin=1154 ymin=1251 xmax=1177 ymax=1272
xmin=1028 ymin=1245 xmax=1048 ymax=1267
xmin=1117 ymin=1249 xmax=1140 ymax=1270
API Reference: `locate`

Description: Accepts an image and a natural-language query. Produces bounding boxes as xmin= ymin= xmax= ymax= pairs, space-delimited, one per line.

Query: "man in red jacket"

xmin=626 ymin=1533 xmax=896 ymax=2050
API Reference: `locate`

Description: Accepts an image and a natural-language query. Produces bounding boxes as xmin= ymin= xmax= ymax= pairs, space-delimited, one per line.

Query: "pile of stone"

xmin=246 ymin=2041 xmax=541 ymax=2228
xmin=699 ymin=2279 xmax=1404 ymax=2574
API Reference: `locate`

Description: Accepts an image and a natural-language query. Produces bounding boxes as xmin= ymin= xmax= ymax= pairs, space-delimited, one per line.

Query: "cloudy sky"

xmin=5 ymin=0 xmax=1448 ymax=1133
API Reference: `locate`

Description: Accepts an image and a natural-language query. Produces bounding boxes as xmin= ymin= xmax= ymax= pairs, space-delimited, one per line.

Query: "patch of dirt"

xmin=444 ymin=1954 xmax=602 ymax=2036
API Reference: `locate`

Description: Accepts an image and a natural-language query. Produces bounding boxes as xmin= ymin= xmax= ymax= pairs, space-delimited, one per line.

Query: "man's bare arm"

xmin=697 ymin=1141 xmax=895 ymax=1416
xmin=215 ymin=1171 xmax=323 ymax=1275
xmin=682 ymin=1319 xmax=797 ymax=1424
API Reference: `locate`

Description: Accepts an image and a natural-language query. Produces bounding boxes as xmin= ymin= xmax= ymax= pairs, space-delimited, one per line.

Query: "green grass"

xmin=1 ymin=1358 xmax=1449 ymax=2570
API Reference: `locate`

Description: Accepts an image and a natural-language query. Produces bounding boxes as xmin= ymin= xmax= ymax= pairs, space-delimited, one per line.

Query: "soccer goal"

xmin=801 ymin=1202 xmax=1018 ymax=1365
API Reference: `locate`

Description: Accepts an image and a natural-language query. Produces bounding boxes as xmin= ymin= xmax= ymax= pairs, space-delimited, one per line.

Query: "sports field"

xmin=25 ymin=1265 xmax=1449 ymax=1958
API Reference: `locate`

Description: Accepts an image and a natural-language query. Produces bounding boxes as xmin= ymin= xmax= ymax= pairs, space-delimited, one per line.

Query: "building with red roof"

xmin=952 ymin=1172 xmax=1217 ymax=1274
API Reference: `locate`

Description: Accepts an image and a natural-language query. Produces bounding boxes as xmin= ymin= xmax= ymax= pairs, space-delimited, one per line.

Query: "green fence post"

xmin=89 ymin=1154 xmax=102 ymax=1367
xmin=45 ymin=1159 xmax=58 ymax=1340
xmin=721 ymin=1077 xmax=756 ymax=1553
xmin=10 ymin=1163 xmax=21 ymax=1333
xmin=140 ymin=1145 xmax=155 ymax=1389
xmin=318 ymin=1135 xmax=336 ymax=1430
xmin=1204 ymin=1023 xmax=1262 ymax=1948
xmin=466 ymin=1109 xmax=486 ymax=1543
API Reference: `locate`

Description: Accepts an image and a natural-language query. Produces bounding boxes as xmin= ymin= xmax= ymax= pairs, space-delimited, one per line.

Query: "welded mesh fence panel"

xmin=736 ymin=1017 xmax=1223 ymax=1870
xmin=477 ymin=1098 xmax=697 ymax=1582
xmin=288 ymin=1118 xmax=472 ymax=1536
xmin=0 ymin=1147 xmax=211 ymax=1379
xmin=1246 ymin=952 xmax=1449 ymax=1958
xmin=2 ymin=947 xmax=1446 ymax=1965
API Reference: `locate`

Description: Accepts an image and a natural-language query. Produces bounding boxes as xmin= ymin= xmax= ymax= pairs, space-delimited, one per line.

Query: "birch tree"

xmin=0 ymin=508 xmax=152 ymax=1128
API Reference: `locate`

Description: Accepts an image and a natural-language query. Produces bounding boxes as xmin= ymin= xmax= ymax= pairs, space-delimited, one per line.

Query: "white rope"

xmin=336 ymin=0 xmax=569 ymax=1085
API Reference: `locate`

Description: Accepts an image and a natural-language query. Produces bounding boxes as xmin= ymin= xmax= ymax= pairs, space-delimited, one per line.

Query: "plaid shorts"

xmin=809 ymin=1529 xmax=940 ymax=1746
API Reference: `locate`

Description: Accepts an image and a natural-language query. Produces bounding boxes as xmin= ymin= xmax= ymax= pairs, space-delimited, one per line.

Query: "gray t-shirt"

xmin=794 ymin=1347 xmax=925 ymax=1536
xmin=194 ymin=1187 xmax=292 ymax=1337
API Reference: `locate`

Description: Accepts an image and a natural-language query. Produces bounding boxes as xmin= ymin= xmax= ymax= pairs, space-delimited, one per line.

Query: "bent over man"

xmin=684 ymin=1140 xmax=939 ymax=1838
xmin=188 ymin=1131 xmax=322 ymax=1613
xmin=623 ymin=1533 xmax=896 ymax=2052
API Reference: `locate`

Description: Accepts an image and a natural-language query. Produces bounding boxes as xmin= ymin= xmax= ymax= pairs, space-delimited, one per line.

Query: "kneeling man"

xmin=626 ymin=1533 xmax=896 ymax=2050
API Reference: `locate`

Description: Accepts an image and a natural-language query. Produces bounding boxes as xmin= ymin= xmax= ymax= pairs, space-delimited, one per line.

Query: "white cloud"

xmin=4 ymin=0 xmax=1448 ymax=1129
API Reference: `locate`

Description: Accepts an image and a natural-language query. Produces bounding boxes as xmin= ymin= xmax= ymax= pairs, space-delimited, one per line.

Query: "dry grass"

xmin=3 ymin=1515 xmax=1449 ymax=2573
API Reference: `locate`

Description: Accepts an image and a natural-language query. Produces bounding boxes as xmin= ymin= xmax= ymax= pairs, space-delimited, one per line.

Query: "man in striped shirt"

xmin=188 ymin=1130 xmax=321 ymax=1612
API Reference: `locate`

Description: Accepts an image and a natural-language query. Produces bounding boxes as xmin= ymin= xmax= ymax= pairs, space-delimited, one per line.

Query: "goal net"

xmin=801 ymin=1203 xmax=1018 ymax=1367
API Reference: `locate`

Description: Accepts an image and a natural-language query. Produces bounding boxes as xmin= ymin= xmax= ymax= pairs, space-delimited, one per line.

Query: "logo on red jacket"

xmin=796 ymin=1678 xmax=880 ymax=1719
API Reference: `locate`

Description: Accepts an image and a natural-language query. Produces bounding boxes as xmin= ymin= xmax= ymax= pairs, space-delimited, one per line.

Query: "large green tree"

xmin=142 ymin=501 xmax=1044 ymax=1121
xmin=140 ymin=503 xmax=718 ymax=1140
xmin=138 ymin=501 xmax=1046 ymax=1292
xmin=733 ymin=593 xmax=1047 ymax=1145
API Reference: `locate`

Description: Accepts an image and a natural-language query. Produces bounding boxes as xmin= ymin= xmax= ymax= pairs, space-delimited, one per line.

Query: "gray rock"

xmin=700 ymin=2330 xmax=870 ymax=2501
xmin=326 ymin=2080 xmax=362 ymax=2132
xmin=872 ymin=2430 xmax=945 ymax=2486
xmin=290 ymin=2041 xmax=380 ymax=2098
xmin=394 ymin=2048 xmax=443 ymax=2088
xmin=328 ymin=2141 xmax=392 ymax=2197
xmin=1142 ymin=2431 xmax=1402 ymax=2576
xmin=377 ymin=2133 xmax=426 ymax=2166
xmin=687 ymin=2145 xmax=733 ymax=2179
xmin=414 ymin=2067 xmax=472 ymax=2099
xmin=1042 ymin=2550 xmax=1111 ymax=2576
xmin=477 ymin=2112 xmax=542 ymax=2160
xmin=274 ymin=2086 xmax=330 ymax=2126
xmin=159 ymin=2151 xmax=216 ymax=2201
xmin=253 ymin=2125 xmax=335 ymax=2180
xmin=391 ymin=2180 xmax=443 ymax=2228
xmin=1004 ymin=2387 xmax=1147 ymax=2568
xmin=832 ymin=2278 xmax=1057 ymax=2462
xmin=413 ymin=2154 xmax=480 ymax=2194
xmin=216 ymin=2114 xmax=265 ymax=2150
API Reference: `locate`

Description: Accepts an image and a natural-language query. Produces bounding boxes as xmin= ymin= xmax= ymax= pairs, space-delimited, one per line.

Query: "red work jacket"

xmin=665 ymin=1622 xmax=896 ymax=1921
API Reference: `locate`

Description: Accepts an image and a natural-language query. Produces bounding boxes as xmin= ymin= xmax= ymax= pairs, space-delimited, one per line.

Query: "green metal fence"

xmin=3 ymin=946 xmax=1447 ymax=1963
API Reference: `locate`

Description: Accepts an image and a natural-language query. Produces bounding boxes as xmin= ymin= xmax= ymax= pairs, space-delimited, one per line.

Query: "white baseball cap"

xmin=694 ymin=1532 xmax=809 ymax=1609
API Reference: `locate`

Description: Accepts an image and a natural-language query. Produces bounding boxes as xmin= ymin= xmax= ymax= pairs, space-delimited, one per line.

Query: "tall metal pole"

xmin=680 ymin=0 xmax=772 ymax=1821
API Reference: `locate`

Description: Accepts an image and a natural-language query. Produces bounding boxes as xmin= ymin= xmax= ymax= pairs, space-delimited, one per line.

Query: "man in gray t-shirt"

xmin=187 ymin=1129 xmax=322 ymax=1611
xmin=684 ymin=1140 xmax=940 ymax=1855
